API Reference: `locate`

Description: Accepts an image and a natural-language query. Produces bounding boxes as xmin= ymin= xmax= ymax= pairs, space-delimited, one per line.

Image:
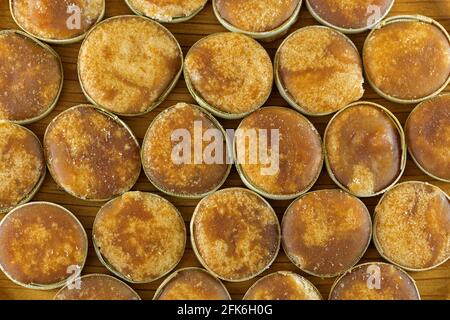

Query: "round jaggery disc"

xmin=276 ymin=26 xmax=364 ymax=115
xmin=93 ymin=192 xmax=186 ymax=283
xmin=191 ymin=188 xmax=280 ymax=281
xmin=0 ymin=202 xmax=87 ymax=288
xmin=324 ymin=103 xmax=403 ymax=197
xmin=127 ymin=0 xmax=207 ymax=22
xmin=236 ymin=107 xmax=322 ymax=197
xmin=0 ymin=122 xmax=45 ymax=212
xmin=142 ymin=103 xmax=230 ymax=197
xmin=374 ymin=182 xmax=450 ymax=270
xmin=155 ymin=268 xmax=230 ymax=300
xmin=330 ymin=263 xmax=420 ymax=300
xmin=244 ymin=272 xmax=322 ymax=300
xmin=11 ymin=0 xmax=104 ymax=41
xmin=185 ymin=32 xmax=272 ymax=117
xmin=44 ymin=105 xmax=141 ymax=201
xmin=55 ymin=274 xmax=140 ymax=300
xmin=0 ymin=31 xmax=62 ymax=123
xmin=307 ymin=0 xmax=394 ymax=29
xmin=282 ymin=190 xmax=371 ymax=277
xmin=405 ymin=94 xmax=450 ymax=181
xmin=78 ymin=15 xmax=182 ymax=115
xmin=214 ymin=0 xmax=299 ymax=32
xmin=363 ymin=19 xmax=450 ymax=101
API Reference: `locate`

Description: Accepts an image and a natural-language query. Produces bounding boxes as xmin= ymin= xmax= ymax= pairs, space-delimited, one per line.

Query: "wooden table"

xmin=0 ymin=0 xmax=449 ymax=300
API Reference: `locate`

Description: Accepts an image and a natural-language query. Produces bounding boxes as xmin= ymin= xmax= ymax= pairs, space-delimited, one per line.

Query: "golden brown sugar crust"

xmin=0 ymin=32 xmax=61 ymax=122
xmin=237 ymin=107 xmax=322 ymax=195
xmin=0 ymin=203 xmax=86 ymax=286
xmin=325 ymin=104 xmax=402 ymax=196
xmin=0 ymin=122 xmax=45 ymax=212
xmin=55 ymin=275 xmax=140 ymax=300
xmin=12 ymin=0 xmax=103 ymax=40
xmin=244 ymin=272 xmax=321 ymax=300
xmin=156 ymin=269 xmax=230 ymax=300
xmin=406 ymin=95 xmax=450 ymax=181
xmin=44 ymin=106 xmax=140 ymax=200
xmin=330 ymin=263 xmax=420 ymax=300
xmin=93 ymin=192 xmax=186 ymax=282
xmin=192 ymin=189 xmax=279 ymax=281
xmin=78 ymin=16 xmax=182 ymax=115
xmin=278 ymin=27 xmax=364 ymax=114
xmin=283 ymin=190 xmax=371 ymax=276
xmin=364 ymin=21 xmax=450 ymax=100
xmin=308 ymin=0 xmax=393 ymax=29
xmin=128 ymin=0 xmax=207 ymax=21
xmin=215 ymin=0 xmax=299 ymax=32
xmin=374 ymin=182 xmax=450 ymax=270
xmin=185 ymin=33 xmax=272 ymax=115
xmin=142 ymin=103 xmax=229 ymax=196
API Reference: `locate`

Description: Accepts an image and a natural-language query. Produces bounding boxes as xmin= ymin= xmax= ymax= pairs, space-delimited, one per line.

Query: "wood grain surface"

xmin=0 ymin=0 xmax=449 ymax=300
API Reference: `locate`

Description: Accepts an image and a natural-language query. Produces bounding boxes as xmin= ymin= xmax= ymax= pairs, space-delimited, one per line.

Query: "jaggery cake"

xmin=0 ymin=202 xmax=87 ymax=288
xmin=191 ymin=188 xmax=280 ymax=281
xmin=184 ymin=32 xmax=273 ymax=118
xmin=126 ymin=0 xmax=207 ymax=22
xmin=244 ymin=271 xmax=322 ymax=300
xmin=0 ymin=31 xmax=62 ymax=123
xmin=276 ymin=26 xmax=364 ymax=115
xmin=363 ymin=18 xmax=450 ymax=102
xmin=93 ymin=192 xmax=186 ymax=283
xmin=405 ymin=94 xmax=450 ymax=182
xmin=235 ymin=107 xmax=323 ymax=199
xmin=154 ymin=268 xmax=231 ymax=300
xmin=55 ymin=274 xmax=141 ymax=300
xmin=44 ymin=105 xmax=140 ymax=201
xmin=214 ymin=0 xmax=300 ymax=32
xmin=374 ymin=182 xmax=450 ymax=270
xmin=142 ymin=103 xmax=230 ymax=198
xmin=307 ymin=0 xmax=394 ymax=30
xmin=78 ymin=15 xmax=182 ymax=115
xmin=330 ymin=263 xmax=420 ymax=300
xmin=324 ymin=103 xmax=404 ymax=197
xmin=282 ymin=190 xmax=371 ymax=277
xmin=0 ymin=122 xmax=45 ymax=213
xmin=11 ymin=0 xmax=104 ymax=42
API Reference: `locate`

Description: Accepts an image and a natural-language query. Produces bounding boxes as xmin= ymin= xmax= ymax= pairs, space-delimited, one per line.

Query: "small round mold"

xmin=329 ymin=262 xmax=420 ymax=300
xmin=10 ymin=0 xmax=105 ymax=44
xmin=0 ymin=202 xmax=88 ymax=290
xmin=0 ymin=121 xmax=45 ymax=213
xmin=282 ymin=190 xmax=372 ymax=277
xmin=306 ymin=0 xmax=395 ymax=33
xmin=405 ymin=94 xmax=450 ymax=183
xmin=184 ymin=32 xmax=273 ymax=119
xmin=212 ymin=0 xmax=302 ymax=41
xmin=274 ymin=26 xmax=364 ymax=116
xmin=43 ymin=105 xmax=141 ymax=202
xmin=141 ymin=103 xmax=231 ymax=199
xmin=234 ymin=107 xmax=323 ymax=200
xmin=125 ymin=0 xmax=208 ymax=23
xmin=373 ymin=181 xmax=450 ymax=271
xmin=153 ymin=267 xmax=231 ymax=300
xmin=0 ymin=30 xmax=63 ymax=124
xmin=191 ymin=188 xmax=280 ymax=282
xmin=78 ymin=15 xmax=183 ymax=116
xmin=243 ymin=271 xmax=322 ymax=300
xmin=324 ymin=101 xmax=406 ymax=197
xmin=363 ymin=15 xmax=450 ymax=104
xmin=93 ymin=191 xmax=186 ymax=284
xmin=54 ymin=274 xmax=141 ymax=300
